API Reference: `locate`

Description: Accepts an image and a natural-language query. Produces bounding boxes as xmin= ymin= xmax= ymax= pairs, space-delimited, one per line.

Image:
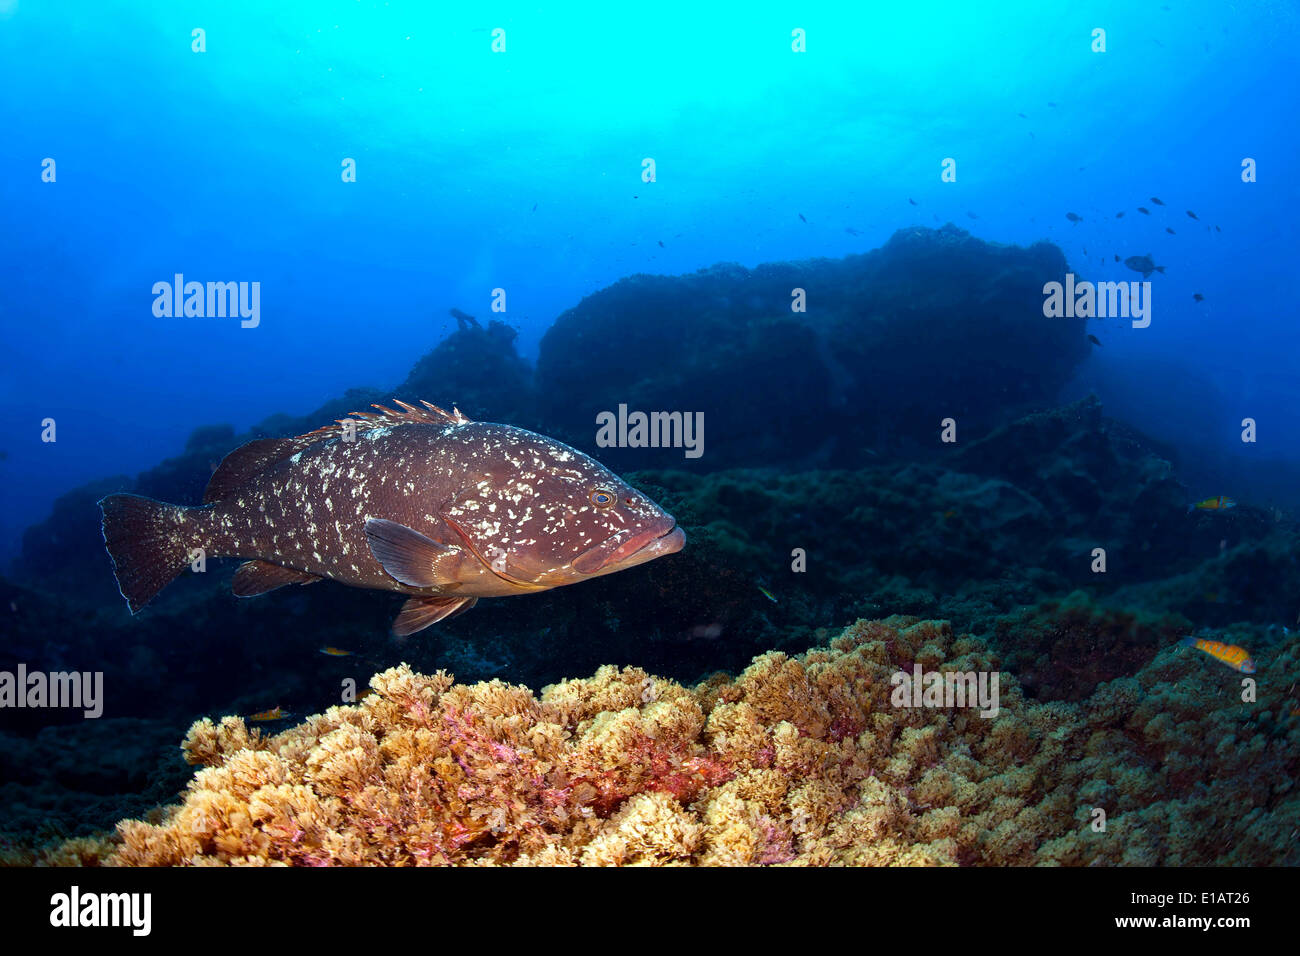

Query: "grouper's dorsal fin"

xmin=298 ymin=400 xmax=473 ymax=443
xmin=203 ymin=401 xmax=472 ymax=503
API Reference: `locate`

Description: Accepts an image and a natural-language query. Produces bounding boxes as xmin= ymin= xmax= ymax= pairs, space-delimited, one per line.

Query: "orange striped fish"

xmin=1188 ymin=495 xmax=1236 ymax=513
xmin=248 ymin=705 xmax=292 ymax=722
xmin=1181 ymin=637 xmax=1255 ymax=674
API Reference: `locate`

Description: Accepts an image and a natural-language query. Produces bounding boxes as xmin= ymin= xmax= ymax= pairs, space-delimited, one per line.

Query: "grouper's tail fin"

xmin=99 ymin=493 xmax=194 ymax=613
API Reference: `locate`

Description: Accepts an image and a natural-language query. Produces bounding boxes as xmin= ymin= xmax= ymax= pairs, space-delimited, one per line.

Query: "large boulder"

xmin=534 ymin=224 xmax=1085 ymax=470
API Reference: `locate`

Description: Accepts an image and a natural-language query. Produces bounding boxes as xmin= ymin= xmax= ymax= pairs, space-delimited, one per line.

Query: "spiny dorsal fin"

xmin=203 ymin=401 xmax=472 ymax=502
xmin=298 ymin=400 xmax=473 ymax=443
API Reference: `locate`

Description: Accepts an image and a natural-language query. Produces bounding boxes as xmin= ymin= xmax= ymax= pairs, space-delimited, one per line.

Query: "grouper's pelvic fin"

xmin=99 ymin=493 xmax=199 ymax=613
xmin=393 ymin=595 xmax=477 ymax=637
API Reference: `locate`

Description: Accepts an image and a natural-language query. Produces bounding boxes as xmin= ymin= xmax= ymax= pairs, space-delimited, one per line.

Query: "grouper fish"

xmin=99 ymin=401 xmax=685 ymax=635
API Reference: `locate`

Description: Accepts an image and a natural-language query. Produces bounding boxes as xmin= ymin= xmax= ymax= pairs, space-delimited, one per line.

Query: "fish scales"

xmin=99 ymin=402 xmax=684 ymax=634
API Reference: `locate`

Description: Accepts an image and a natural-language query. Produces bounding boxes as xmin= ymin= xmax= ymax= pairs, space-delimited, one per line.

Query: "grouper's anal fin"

xmin=393 ymin=595 xmax=477 ymax=636
xmin=232 ymin=560 xmax=322 ymax=597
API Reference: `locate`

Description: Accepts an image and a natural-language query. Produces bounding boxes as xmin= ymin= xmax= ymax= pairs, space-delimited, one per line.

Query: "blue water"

xmin=1 ymin=0 xmax=1297 ymax=563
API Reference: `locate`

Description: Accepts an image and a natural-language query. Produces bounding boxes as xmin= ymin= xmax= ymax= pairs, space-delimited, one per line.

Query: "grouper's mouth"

xmin=572 ymin=522 xmax=685 ymax=575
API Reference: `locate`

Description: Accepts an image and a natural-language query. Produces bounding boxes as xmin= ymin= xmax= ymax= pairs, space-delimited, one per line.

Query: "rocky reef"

xmin=34 ymin=615 xmax=1298 ymax=866
xmin=4 ymin=227 xmax=1296 ymax=862
xmin=535 ymin=224 xmax=1084 ymax=470
xmin=3 ymin=389 xmax=1297 ymax=852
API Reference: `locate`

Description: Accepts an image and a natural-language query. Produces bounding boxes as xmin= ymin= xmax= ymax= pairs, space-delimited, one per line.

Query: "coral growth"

xmin=58 ymin=615 xmax=1299 ymax=866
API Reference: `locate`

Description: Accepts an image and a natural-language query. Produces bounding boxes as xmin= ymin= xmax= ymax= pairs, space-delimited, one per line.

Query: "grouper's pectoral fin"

xmin=393 ymin=596 xmax=477 ymax=636
xmin=232 ymin=560 xmax=322 ymax=597
xmin=364 ymin=517 xmax=466 ymax=588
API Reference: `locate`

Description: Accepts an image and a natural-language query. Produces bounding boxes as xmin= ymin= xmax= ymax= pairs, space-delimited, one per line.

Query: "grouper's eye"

xmin=590 ymin=488 xmax=615 ymax=508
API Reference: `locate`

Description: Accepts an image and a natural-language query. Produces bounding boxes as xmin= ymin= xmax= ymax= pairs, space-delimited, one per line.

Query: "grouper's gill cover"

xmin=98 ymin=400 xmax=685 ymax=636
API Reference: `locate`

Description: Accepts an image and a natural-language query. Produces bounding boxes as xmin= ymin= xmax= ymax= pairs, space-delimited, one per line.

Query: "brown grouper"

xmin=99 ymin=401 xmax=685 ymax=635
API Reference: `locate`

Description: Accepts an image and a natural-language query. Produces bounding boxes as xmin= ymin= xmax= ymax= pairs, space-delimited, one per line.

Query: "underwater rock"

xmin=15 ymin=476 xmax=133 ymax=605
xmin=535 ymin=225 xmax=1085 ymax=470
xmin=992 ymin=591 xmax=1188 ymax=702
xmin=398 ymin=315 xmax=535 ymax=425
xmin=948 ymin=396 xmax=1196 ymax=580
xmin=0 ymin=716 xmax=193 ymax=860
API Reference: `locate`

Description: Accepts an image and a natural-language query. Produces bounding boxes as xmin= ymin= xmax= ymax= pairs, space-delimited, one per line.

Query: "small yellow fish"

xmin=757 ymin=585 xmax=778 ymax=603
xmin=319 ymin=646 xmax=353 ymax=657
xmin=1180 ymin=637 xmax=1255 ymax=674
xmin=1189 ymin=495 xmax=1236 ymax=512
xmin=248 ymin=705 xmax=291 ymax=722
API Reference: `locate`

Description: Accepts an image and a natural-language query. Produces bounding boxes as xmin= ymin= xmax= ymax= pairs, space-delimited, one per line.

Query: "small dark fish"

xmin=1137 ymin=207 xmax=1150 ymax=215
xmin=1114 ymin=255 xmax=1121 ymax=262
xmin=1066 ymin=212 xmax=1083 ymax=223
xmin=967 ymin=211 xmax=978 ymax=219
xmin=1088 ymin=334 xmax=1102 ymax=347
xmin=1017 ymin=112 xmax=1027 ymax=118
xmin=1124 ymin=254 xmax=1165 ymax=278
xmin=844 ymin=227 xmax=862 ymax=236
xmin=1215 ymin=225 xmax=1221 ymax=232
xmin=531 ymin=203 xmax=537 ymax=212
xmin=798 ymin=213 xmax=807 ymax=223
xmin=908 ymin=198 xmax=918 ymax=206
xmin=1083 ymin=246 xmax=1089 ymax=255
xmin=1186 ymin=210 xmax=1198 ymax=220
xmin=1193 ymin=293 xmax=1204 ymax=302
xmin=1166 ymin=227 xmax=1176 ymax=234
xmin=1150 ymin=196 xmax=1165 ymax=206
xmin=657 ymin=240 xmax=664 ymax=247
xmin=1115 ymin=211 xmax=1125 ymax=218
